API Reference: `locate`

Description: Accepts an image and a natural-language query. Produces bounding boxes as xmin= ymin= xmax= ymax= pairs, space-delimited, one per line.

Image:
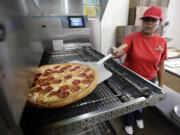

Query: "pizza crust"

xmin=27 ymin=63 xmax=98 ymax=108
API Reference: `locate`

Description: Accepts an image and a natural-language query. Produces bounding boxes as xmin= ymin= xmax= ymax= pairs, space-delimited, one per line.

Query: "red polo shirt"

xmin=122 ymin=31 xmax=167 ymax=80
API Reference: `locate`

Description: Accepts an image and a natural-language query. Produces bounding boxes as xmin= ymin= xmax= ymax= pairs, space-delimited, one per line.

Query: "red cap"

xmin=140 ymin=6 xmax=163 ymax=20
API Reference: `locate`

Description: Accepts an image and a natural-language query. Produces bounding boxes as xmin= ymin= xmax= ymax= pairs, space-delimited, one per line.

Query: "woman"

xmin=112 ymin=6 xmax=167 ymax=135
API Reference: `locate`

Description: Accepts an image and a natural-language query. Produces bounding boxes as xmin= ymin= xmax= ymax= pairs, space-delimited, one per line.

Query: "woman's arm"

xmin=157 ymin=61 xmax=165 ymax=88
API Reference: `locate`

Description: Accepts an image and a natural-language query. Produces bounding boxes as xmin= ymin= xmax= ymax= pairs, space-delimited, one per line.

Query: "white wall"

xmin=101 ymin=0 xmax=130 ymax=54
xmin=164 ymin=0 xmax=180 ymax=49
xmin=89 ymin=19 xmax=101 ymax=51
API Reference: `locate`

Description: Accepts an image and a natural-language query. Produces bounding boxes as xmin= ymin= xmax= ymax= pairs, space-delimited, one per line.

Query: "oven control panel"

xmin=60 ymin=16 xmax=89 ymax=29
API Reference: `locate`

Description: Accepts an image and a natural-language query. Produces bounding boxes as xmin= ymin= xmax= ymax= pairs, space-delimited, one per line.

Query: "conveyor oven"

xmin=20 ymin=45 xmax=167 ymax=135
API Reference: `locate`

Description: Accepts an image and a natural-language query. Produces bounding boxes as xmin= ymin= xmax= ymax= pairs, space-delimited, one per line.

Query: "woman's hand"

xmin=110 ymin=44 xmax=127 ymax=58
xmin=111 ymin=48 xmax=124 ymax=58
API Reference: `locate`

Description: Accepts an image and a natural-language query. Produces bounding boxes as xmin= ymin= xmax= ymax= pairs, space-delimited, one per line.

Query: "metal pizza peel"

xmin=70 ymin=44 xmax=127 ymax=84
xmin=70 ymin=56 xmax=112 ymax=84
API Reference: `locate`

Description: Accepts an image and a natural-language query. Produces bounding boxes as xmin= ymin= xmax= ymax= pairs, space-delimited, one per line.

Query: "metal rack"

xmin=20 ymin=46 xmax=167 ymax=135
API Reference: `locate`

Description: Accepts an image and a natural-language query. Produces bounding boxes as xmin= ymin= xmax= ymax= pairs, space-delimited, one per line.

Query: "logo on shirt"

xmin=155 ymin=44 xmax=163 ymax=51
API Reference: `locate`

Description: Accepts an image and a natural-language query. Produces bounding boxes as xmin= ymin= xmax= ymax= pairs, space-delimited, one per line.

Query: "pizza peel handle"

xmin=97 ymin=54 xmax=112 ymax=65
xmin=96 ymin=43 xmax=127 ymax=65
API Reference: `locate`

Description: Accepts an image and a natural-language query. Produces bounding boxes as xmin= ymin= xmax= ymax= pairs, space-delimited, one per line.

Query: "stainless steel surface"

xmin=26 ymin=0 xmax=83 ymax=16
xmin=0 ymin=0 xmax=27 ymax=16
xmin=0 ymin=0 xmax=44 ymax=129
xmin=165 ymin=58 xmax=180 ymax=77
xmin=46 ymin=97 xmax=146 ymax=130
xmin=0 ymin=1 xmax=45 ymax=135
xmin=156 ymin=85 xmax=180 ymax=127
xmin=171 ymin=104 xmax=180 ymax=125
xmin=174 ymin=105 xmax=180 ymax=118
xmin=23 ymin=0 xmax=109 ymax=52
xmin=20 ymin=47 xmax=167 ymax=135
xmin=165 ymin=58 xmax=180 ymax=68
xmin=165 ymin=66 xmax=180 ymax=77
xmin=55 ymin=121 xmax=115 ymax=135
xmin=24 ymin=15 xmax=90 ymax=44
xmin=24 ymin=0 xmax=109 ymax=20
xmin=0 ymin=1 xmax=108 ymax=134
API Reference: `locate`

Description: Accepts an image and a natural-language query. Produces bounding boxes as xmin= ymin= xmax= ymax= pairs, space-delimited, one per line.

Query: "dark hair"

xmin=142 ymin=17 xmax=162 ymax=25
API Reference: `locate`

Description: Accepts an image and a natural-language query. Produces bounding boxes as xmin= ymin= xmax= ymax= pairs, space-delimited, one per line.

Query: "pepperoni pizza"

xmin=28 ymin=63 xmax=98 ymax=108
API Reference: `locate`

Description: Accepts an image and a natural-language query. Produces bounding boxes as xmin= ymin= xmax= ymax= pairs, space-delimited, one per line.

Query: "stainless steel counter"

xmin=164 ymin=62 xmax=180 ymax=94
xmin=165 ymin=66 xmax=180 ymax=77
xmin=156 ymin=85 xmax=180 ymax=127
xmin=165 ymin=48 xmax=180 ymax=77
xmin=165 ymin=58 xmax=180 ymax=77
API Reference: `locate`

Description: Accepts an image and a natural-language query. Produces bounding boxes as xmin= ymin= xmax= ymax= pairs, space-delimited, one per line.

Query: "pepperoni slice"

xmin=70 ymin=68 xmax=76 ymax=72
xmin=33 ymin=77 xmax=39 ymax=82
xmin=45 ymin=69 xmax=53 ymax=73
xmin=40 ymin=79 xmax=46 ymax=82
xmin=42 ymin=86 xmax=53 ymax=93
xmin=58 ymin=91 xmax=70 ymax=98
xmin=72 ymin=80 xmax=81 ymax=85
xmin=35 ymin=73 xmax=41 ymax=77
xmin=36 ymin=79 xmax=46 ymax=83
xmin=46 ymin=77 xmax=54 ymax=81
xmin=42 ymin=72 xmax=49 ymax=76
xmin=84 ymin=68 xmax=90 ymax=72
xmin=59 ymin=85 xmax=69 ymax=91
xmin=85 ymin=74 xmax=94 ymax=80
xmin=63 ymin=65 xmax=72 ymax=69
xmin=31 ymin=82 xmax=36 ymax=87
xmin=64 ymin=75 xmax=72 ymax=80
xmin=61 ymin=67 xmax=66 ymax=70
xmin=35 ymin=80 xmax=40 ymax=84
xmin=61 ymin=66 xmax=71 ymax=70
xmin=74 ymin=66 xmax=80 ymax=69
xmin=71 ymin=86 xmax=81 ymax=92
xmin=52 ymin=79 xmax=62 ymax=84
xmin=32 ymin=87 xmax=42 ymax=93
xmin=40 ymin=81 xmax=50 ymax=86
xmin=57 ymin=69 xmax=64 ymax=73
xmin=82 ymin=79 xmax=91 ymax=84
xmin=79 ymin=73 xmax=86 ymax=77
xmin=52 ymin=70 xmax=57 ymax=73
xmin=48 ymin=91 xmax=58 ymax=97
xmin=53 ymin=66 xmax=60 ymax=69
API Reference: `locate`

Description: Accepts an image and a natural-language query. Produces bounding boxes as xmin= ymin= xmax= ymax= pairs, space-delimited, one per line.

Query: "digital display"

xmin=68 ymin=16 xmax=85 ymax=28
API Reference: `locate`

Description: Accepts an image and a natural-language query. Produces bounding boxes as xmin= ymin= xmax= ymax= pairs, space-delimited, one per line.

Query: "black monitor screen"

xmin=68 ymin=16 xmax=85 ymax=28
